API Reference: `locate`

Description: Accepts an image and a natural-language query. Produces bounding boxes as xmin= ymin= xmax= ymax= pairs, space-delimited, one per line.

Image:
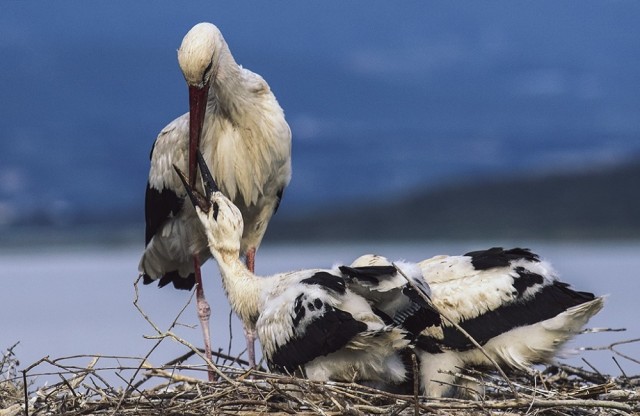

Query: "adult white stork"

xmin=138 ymin=22 xmax=292 ymax=372
xmin=351 ymin=248 xmax=605 ymax=398
xmin=173 ymin=155 xmax=440 ymax=386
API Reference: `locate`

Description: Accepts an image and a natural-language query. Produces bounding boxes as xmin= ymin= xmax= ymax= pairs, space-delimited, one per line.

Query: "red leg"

xmin=194 ymin=255 xmax=215 ymax=381
xmin=244 ymin=248 xmax=257 ymax=368
xmin=245 ymin=247 xmax=256 ymax=275
xmin=243 ymin=325 xmax=256 ymax=369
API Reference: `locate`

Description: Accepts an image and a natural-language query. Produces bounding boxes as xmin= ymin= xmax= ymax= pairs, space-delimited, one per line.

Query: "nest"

xmin=3 ymin=282 xmax=639 ymax=415
xmin=2 ymin=340 xmax=639 ymax=416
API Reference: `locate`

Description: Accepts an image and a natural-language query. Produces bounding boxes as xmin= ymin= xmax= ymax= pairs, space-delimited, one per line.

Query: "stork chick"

xmin=352 ymin=249 xmax=604 ymax=398
xmin=175 ymin=154 xmax=440 ymax=386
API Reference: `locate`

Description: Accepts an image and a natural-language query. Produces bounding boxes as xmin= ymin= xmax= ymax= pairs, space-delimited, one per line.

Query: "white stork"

xmin=351 ymin=248 xmax=605 ymax=398
xmin=138 ymin=22 xmax=291 ymax=372
xmin=174 ymin=155 xmax=440 ymax=386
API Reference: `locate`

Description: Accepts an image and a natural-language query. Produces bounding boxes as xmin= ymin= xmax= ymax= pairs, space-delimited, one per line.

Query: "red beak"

xmin=187 ymin=83 xmax=209 ymax=187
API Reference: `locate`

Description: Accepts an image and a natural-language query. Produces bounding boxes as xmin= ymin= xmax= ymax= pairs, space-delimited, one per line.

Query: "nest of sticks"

xmin=2 ymin=281 xmax=639 ymax=415
xmin=3 ymin=335 xmax=640 ymax=415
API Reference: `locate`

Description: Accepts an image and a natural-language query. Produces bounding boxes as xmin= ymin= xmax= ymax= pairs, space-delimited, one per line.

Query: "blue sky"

xmin=1 ymin=1 xmax=640 ymax=226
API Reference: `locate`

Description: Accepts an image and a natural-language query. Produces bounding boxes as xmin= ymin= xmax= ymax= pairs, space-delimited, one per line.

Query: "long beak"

xmin=173 ymin=164 xmax=211 ymax=213
xmin=187 ymin=82 xmax=210 ymax=187
xmin=196 ymin=150 xmax=219 ymax=199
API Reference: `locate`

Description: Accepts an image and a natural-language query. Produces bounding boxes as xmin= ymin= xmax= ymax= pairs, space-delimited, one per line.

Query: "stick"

xmin=612 ymin=356 xmax=628 ymax=379
xmin=132 ymin=276 xmax=234 ymax=384
xmin=22 ymin=369 xmax=28 ymax=416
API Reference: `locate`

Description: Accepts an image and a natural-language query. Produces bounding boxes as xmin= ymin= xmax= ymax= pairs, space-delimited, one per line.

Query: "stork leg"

xmin=193 ymin=255 xmax=215 ymax=382
xmin=244 ymin=247 xmax=257 ymax=368
xmin=245 ymin=247 xmax=256 ymax=274
xmin=243 ymin=325 xmax=257 ymax=369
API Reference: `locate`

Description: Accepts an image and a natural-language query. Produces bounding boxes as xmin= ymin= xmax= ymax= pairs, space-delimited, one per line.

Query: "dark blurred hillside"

xmin=268 ymin=159 xmax=640 ymax=241
xmin=2 ymin=159 xmax=639 ymax=247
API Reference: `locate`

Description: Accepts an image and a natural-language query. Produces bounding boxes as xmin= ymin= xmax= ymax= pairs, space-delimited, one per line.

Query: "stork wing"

xmin=139 ymin=115 xmax=199 ymax=290
xmin=340 ymin=261 xmax=441 ymax=335
xmin=444 ymin=281 xmax=596 ymax=351
xmin=419 ymin=247 xmax=556 ymax=323
xmin=144 ymin=115 xmax=189 ymax=245
xmin=258 ymin=272 xmax=367 ymax=374
xmin=418 ymin=247 xmax=597 ymax=351
xmin=144 ymin=184 xmax=182 ymax=245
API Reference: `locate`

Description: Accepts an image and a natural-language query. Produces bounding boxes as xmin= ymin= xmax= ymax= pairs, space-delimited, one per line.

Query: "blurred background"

xmin=1 ymin=1 xmax=640 ymax=240
xmin=2 ymin=1 xmax=639 ymax=379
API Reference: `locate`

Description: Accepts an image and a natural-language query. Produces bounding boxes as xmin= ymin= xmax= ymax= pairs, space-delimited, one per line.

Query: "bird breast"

xmin=200 ymin=108 xmax=290 ymax=207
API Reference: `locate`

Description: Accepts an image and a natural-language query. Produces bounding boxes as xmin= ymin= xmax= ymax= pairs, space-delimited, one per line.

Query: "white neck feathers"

xmin=211 ymin=249 xmax=263 ymax=327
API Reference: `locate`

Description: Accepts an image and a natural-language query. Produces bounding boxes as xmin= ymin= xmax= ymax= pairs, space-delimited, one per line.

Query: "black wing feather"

xmin=438 ymin=280 xmax=596 ymax=351
xmin=512 ymin=267 xmax=545 ymax=295
xmin=340 ymin=265 xmax=441 ymax=334
xmin=300 ymin=271 xmax=347 ymax=295
xmin=464 ymin=247 xmax=540 ymax=271
xmin=144 ymin=184 xmax=183 ymax=246
xmin=270 ymin=301 xmax=367 ymax=373
xmin=143 ymin=271 xmax=196 ymax=290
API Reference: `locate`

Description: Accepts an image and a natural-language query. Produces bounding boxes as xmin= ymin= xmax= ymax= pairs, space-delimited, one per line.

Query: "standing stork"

xmin=173 ymin=156 xmax=440 ymax=386
xmin=138 ymin=22 xmax=292 ymax=373
xmin=351 ymin=248 xmax=604 ymax=398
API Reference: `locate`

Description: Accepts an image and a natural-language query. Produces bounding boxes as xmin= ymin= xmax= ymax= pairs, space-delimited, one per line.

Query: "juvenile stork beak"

xmin=174 ymin=164 xmax=209 ymax=213
xmin=173 ymin=151 xmax=220 ymax=214
xmin=196 ymin=150 xmax=219 ymax=198
xmin=187 ymin=81 xmax=210 ymax=187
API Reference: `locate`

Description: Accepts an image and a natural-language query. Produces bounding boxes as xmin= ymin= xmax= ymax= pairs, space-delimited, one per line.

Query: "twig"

xmin=113 ymin=275 xmax=212 ymax=413
xmin=203 ymin=347 xmax=253 ymax=368
xmin=144 ymin=331 xmax=236 ymax=384
xmin=580 ymin=327 xmax=627 ymax=334
xmin=142 ymin=364 xmax=203 ymax=384
xmin=1 ymin=342 xmax=20 ymax=369
xmin=132 ymin=275 xmax=231 ymax=384
xmin=227 ymin=309 xmax=234 ymax=365
xmin=22 ymin=369 xmax=28 ymax=416
xmin=136 ymin=278 xmax=237 ymax=384
xmin=612 ymin=356 xmax=629 ymax=379
xmin=552 ymin=363 xmax=608 ymax=384
xmin=581 ymin=357 xmax=604 ymax=379
xmin=582 ymin=337 xmax=640 ymax=365
xmin=129 ymin=348 xmax=199 ymax=392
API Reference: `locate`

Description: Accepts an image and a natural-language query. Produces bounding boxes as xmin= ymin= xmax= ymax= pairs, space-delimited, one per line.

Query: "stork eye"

xmin=203 ymin=60 xmax=214 ymax=83
xmin=212 ymin=202 xmax=219 ymax=220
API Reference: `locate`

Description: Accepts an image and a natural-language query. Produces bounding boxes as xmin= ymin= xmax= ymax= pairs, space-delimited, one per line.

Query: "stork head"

xmin=174 ymin=152 xmax=243 ymax=256
xmin=178 ymin=22 xmax=226 ymax=182
xmin=178 ymin=22 xmax=223 ymax=89
xmin=350 ymin=254 xmax=392 ymax=268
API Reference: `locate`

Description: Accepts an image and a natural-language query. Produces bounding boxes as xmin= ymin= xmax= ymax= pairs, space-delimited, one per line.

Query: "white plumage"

xmin=139 ymin=22 xmax=291 ymax=284
xmin=176 ymin=156 xmax=440 ymax=386
xmin=352 ymin=248 xmax=604 ymax=398
xmin=138 ymin=22 xmax=291 ymax=369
